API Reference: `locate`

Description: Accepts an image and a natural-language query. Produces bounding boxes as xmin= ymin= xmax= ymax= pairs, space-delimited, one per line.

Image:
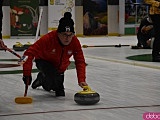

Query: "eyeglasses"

xmin=60 ymin=33 xmax=74 ymax=38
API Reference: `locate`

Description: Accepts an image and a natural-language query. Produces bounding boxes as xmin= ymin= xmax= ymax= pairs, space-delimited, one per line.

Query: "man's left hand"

xmin=78 ymin=82 xmax=88 ymax=88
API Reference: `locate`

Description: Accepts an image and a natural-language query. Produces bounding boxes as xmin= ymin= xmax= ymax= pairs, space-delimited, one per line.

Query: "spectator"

xmin=132 ymin=16 xmax=154 ymax=49
xmin=144 ymin=0 xmax=160 ymax=62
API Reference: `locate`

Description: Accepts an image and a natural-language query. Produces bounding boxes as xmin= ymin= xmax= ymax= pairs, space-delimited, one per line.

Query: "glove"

xmin=145 ymin=25 xmax=153 ymax=31
xmin=141 ymin=25 xmax=153 ymax=34
xmin=22 ymin=76 xmax=32 ymax=85
xmin=18 ymin=55 xmax=28 ymax=65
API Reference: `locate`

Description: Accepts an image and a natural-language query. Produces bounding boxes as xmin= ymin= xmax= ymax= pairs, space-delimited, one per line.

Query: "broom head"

xmin=15 ymin=96 xmax=33 ymax=104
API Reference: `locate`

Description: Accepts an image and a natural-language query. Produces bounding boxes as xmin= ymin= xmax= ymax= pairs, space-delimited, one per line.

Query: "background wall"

xmin=2 ymin=0 xmax=133 ymax=38
xmin=2 ymin=0 xmax=48 ymax=38
xmin=2 ymin=1 xmax=85 ymax=38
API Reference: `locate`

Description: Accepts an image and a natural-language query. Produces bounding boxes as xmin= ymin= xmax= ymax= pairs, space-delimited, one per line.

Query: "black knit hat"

xmin=57 ymin=12 xmax=75 ymax=33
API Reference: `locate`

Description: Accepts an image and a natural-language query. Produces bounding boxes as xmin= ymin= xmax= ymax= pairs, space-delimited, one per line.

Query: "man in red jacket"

xmin=22 ymin=12 xmax=88 ymax=97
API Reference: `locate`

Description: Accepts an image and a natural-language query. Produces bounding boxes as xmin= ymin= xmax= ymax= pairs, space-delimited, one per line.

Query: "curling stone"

xmin=13 ymin=42 xmax=25 ymax=51
xmin=74 ymin=86 xmax=100 ymax=105
xmin=24 ymin=42 xmax=32 ymax=49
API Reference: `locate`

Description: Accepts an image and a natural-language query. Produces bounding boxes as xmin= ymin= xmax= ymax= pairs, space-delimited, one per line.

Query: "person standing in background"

xmin=144 ymin=0 xmax=160 ymax=62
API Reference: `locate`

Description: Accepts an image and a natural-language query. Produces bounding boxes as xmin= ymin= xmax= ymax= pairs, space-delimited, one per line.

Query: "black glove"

xmin=22 ymin=76 xmax=32 ymax=85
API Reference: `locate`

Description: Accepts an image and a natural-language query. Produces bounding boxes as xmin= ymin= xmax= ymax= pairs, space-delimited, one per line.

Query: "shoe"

xmin=152 ymin=55 xmax=160 ymax=62
xmin=152 ymin=57 xmax=160 ymax=62
xmin=31 ymin=72 xmax=43 ymax=89
xmin=55 ymin=90 xmax=65 ymax=97
xmin=143 ymin=47 xmax=151 ymax=49
xmin=143 ymin=46 xmax=151 ymax=49
xmin=131 ymin=45 xmax=143 ymax=49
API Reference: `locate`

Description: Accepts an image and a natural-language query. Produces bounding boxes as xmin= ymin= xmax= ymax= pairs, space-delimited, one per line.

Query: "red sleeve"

xmin=23 ymin=55 xmax=34 ymax=76
xmin=22 ymin=40 xmax=42 ymax=76
xmin=23 ymin=32 xmax=51 ymax=76
xmin=73 ymin=37 xmax=86 ymax=83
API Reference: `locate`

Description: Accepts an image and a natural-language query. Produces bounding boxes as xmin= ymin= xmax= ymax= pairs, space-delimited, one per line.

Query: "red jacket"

xmin=23 ymin=30 xmax=86 ymax=83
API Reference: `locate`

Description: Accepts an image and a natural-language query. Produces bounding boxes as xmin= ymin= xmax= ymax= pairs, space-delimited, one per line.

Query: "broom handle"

xmin=82 ymin=44 xmax=130 ymax=48
xmin=35 ymin=7 xmax=43 ymax=42
xmin=24 ymin=78 xmax=29 ymax=97
xmin=4 ymin=47 xmax=21 ymax=58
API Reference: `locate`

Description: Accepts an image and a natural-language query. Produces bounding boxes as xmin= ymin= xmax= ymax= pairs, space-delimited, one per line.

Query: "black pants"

xmin=35 ymin=59 xmax=64 ymax=92
xmin=150 ymin=14 xmax=160 ymax=59
xmin=137 ymin=31 xmax=153 ymax=48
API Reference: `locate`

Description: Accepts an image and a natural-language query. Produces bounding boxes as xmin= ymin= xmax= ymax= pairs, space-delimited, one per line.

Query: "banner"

xmin=48 ymin=0 xmax=75 ymax=32
xmin=83 ymin=0 xmax=107 ymax=35
xmin=10 ymin=0 xmax=39 ymax=37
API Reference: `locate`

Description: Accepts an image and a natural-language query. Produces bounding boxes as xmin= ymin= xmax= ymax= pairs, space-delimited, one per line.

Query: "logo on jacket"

xmin=68 ymin=50 xmax=72 ymax=55
xmin=51 ymin=49 xmax=56 ymax=54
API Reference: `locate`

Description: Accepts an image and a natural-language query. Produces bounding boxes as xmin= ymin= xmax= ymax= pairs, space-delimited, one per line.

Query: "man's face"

xmin=58 ymin=32 xmax=74 ymax=45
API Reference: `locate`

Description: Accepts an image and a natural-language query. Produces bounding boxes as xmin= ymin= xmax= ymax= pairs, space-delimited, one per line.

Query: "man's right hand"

xmin=141 ymin=25 xmax=153 ymax=34
xmin=22 ymin=76 xmax=32 ymax=85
